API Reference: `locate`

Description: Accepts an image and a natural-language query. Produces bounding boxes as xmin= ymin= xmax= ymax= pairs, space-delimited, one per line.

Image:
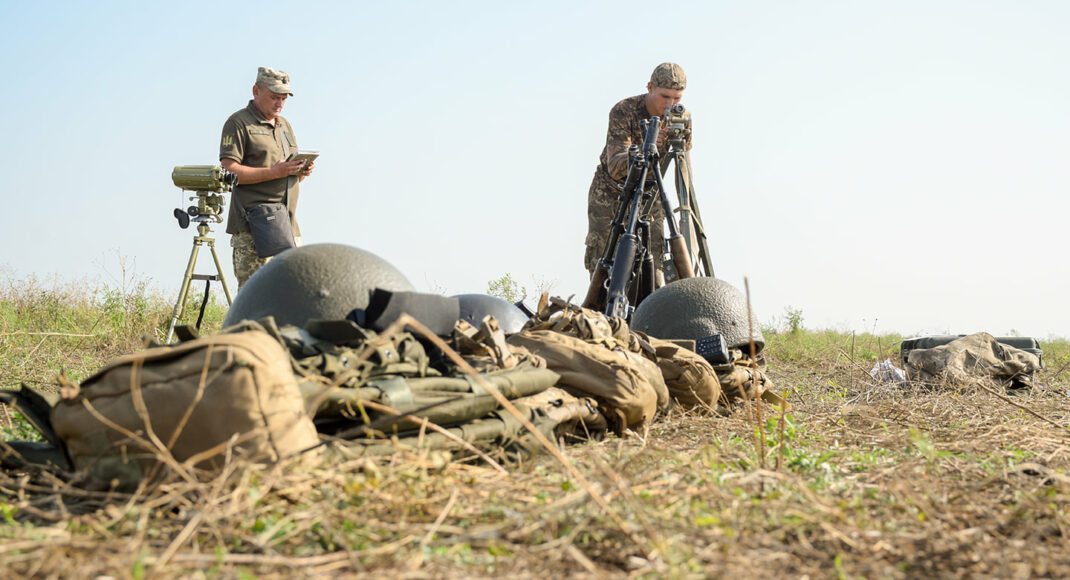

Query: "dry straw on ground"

xmin=2 ymin=325 xmax=1070 ymax=578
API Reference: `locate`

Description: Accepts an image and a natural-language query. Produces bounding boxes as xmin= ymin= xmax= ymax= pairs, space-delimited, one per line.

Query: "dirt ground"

xmin=2 ymin=336 xmax=1069 ymax=579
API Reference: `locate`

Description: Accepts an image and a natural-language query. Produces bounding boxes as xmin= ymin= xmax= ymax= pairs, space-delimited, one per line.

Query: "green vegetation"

xmin=2 ymin=280 xmax=1069 ymax=578
xmin=0 ymin=275 xmax=226 ymax=390
xmin=486 ymin=273 xmax=527 ymax=303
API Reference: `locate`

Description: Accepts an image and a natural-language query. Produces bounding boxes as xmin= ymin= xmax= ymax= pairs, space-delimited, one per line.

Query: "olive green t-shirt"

xmin=219 ymin=101 xmax=302 ymax=236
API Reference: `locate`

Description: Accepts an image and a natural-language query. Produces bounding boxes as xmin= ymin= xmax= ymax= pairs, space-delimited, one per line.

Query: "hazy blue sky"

xmin=2 ymin=1 xmax=1067 ymax=338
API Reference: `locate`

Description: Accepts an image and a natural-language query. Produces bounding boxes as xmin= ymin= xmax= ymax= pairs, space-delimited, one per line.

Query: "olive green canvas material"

xmin=904 ymin=332 xmax=1041 ymax=388
xmin=242 ymin=316 xmax=561 ymax=436
xmin=343 ymin=404 xmax=563 ymax=459
xmin=275 ymin=320 xmax=435 ymax=392
xmin=304 ymin=365 xmax=560 ymax=429
xmin=51 ymin=330 xmax=319 ymax=491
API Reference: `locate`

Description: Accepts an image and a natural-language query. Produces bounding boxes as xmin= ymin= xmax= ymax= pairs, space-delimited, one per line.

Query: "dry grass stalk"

xmin=341 ymin=398 xmax=509 ymax=473
xmin=383 ymin=313 xmax=654 ymax=557
xmin=4 ymin=313 xmax=1070 ymax=577
xmin=0 ymin=403 xmax=12 ymax=430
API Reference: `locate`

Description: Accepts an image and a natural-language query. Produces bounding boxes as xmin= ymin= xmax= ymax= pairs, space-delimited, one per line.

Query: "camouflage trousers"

xmin=584 ymin=175 xmax=666 ymax=274
xmin=231 ymin=232 xmax=303 ymax=290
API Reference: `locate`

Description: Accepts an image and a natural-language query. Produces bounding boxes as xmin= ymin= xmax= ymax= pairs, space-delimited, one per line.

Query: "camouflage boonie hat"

xmin=650 ymin=62 xmax=686 ymax=90
xmin=256 ymin=66 xmax=293 ymax=96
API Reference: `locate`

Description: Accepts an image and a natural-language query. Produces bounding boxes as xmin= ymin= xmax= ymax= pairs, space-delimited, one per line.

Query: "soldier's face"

xmin=645 ymin=83 xmax=684 ymax=117
xmin=252 ymin=85 xmax=288 ymax=120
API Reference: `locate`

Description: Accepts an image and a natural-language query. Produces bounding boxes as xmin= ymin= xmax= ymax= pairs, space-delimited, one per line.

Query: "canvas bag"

xmin=519 ymin=297 xmax=669 ymax=410
xmin=51 ymin=329 xmax=319 ymax=491
xmin=904 ymin=332 xmax=1041 ymax=388
xmin=643 ymin=335 xmax=723 ymax=409
xmin=245 ymin=201 xmax=296 ymax=258
xmin=508 ymin=329 xmax=666 ymax=432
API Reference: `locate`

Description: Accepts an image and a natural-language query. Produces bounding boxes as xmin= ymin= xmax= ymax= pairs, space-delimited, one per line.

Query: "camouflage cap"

xmin=650 ymin=62 xmax=686 ymax=90
xmin=255 ymin=66 xmax=293 ymax=96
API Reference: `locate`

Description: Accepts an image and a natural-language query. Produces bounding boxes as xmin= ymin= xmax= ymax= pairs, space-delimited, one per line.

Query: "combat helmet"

xmin=452 ymin=294 xmax=531 ymax=334
xmin=223 ymin=243 xmax=414 ymax=329
xmin=630 ymin=278 xmax=764 ymax=353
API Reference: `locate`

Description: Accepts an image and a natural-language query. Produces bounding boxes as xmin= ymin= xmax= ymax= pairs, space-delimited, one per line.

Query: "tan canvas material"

xmin=904 ymin=332 xmax=1041 ymax=387
xmin=644 ymin=336 xmax=722 ymax=408
xmin=507 ymin=329 xmax=666 ymax=431
xmin=519 ymin=296 xmax=670 ymax=412
xmin=51 ymin=330 xmax=319 ymax=490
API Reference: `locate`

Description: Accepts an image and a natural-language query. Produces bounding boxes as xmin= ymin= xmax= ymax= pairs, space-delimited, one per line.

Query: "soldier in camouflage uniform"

xmin=219 ymin=67 xmax=315 ymax=289
xmin=584 ymin=62 xmax=692 ymax=274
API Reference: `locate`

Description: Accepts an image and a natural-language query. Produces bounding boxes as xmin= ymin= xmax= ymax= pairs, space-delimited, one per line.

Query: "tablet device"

xmin=287 ymin=149 xmax=319 ymax=165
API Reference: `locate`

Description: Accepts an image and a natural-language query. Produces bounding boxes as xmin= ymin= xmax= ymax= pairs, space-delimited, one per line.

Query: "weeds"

xmin=0 ymin=276 xmax=226 ymax=391
xmin=486 ymin=273 xmax=527 ymax=303
xmin=1 ymin=278 xmax=1070 ymax=578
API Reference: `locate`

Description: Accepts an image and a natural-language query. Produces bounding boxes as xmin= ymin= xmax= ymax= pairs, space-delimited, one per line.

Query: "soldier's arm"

xmin=221 ymin=158 xmax=306 ymax=185
xmin=604 ymin=107 xmax=634 ymax=181
xmin=606 ymin=143 xmax=632 ymax=181
xmin=219 ymin=118 xmax=305 ymax=185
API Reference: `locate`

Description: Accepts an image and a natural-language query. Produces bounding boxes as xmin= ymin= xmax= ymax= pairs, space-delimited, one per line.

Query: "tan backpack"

xmin=51 ymin=328 xmax=319 ymax=491
xmin=507 ymin=330 xmax=666 ymax=432
xmin=507 ymin=297 xmax=669 ymax=431
xmin=642 ymin=335 xmax=723 ymax=409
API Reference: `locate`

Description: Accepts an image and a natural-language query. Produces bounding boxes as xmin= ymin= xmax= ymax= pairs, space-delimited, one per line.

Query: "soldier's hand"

xmin=273 ymin=159 xmax=307 ymax=178
xmin=656 ymin=124 xmax=669 ymax=149
xmin=299 ymin=159 xmax=315 ymax=177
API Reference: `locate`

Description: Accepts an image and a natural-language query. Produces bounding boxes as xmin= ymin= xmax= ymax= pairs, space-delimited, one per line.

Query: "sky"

xmin=1 ymin=1 xmax=1068 ymax=338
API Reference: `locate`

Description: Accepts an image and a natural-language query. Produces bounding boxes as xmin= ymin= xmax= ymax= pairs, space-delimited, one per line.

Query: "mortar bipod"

xmin=660 ymin=144 xmax=713 ymax=279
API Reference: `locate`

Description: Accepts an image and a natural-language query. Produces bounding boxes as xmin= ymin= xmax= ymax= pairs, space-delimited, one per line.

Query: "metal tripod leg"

xmin=208 ymin=238 xmax=233 ymax=306
xmin=670 ymin=151 xmax=713 ymax=278
xmin=165 ymin=228 xmax=232 ymax=343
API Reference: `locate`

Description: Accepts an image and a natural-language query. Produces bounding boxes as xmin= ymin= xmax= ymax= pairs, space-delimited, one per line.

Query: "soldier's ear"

xmin=646 ymin=81 xmax=654 ymax=93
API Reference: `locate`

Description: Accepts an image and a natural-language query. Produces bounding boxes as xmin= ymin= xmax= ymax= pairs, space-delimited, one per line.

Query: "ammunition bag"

xmin=508 ymin=329 xmax=667 ymax=432
xmin=644 ymin=336 xmax=723 ymax=408
xmin=51 ymin=330 xmax=319 ymax=491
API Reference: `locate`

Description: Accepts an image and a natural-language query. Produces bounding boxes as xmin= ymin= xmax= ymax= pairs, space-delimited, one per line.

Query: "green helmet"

xmin=224 ymin=243 xmax=414 ymax=329
xmin=452 ymin=293 xmax=530 ymax=334
xmin=630 ymin=278 xmax=764 ymax=353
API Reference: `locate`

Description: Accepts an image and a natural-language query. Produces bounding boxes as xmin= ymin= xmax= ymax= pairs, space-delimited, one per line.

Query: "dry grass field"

xmin=2 ymin=277 xmax=1069 ymax=579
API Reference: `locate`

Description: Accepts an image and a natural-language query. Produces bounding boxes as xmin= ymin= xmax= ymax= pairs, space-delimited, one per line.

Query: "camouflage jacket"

xmin=593 ymin=94 xmax=693 ymax=186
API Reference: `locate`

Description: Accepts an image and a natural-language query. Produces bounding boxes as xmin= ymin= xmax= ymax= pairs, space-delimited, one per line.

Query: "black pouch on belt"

xmin=246 ymin=202 xmax=296 ymax=258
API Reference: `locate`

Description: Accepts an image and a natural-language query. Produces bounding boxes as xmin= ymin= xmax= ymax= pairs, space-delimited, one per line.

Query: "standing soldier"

xmin=219 ymin=66 xmax=315 ymax=289
xmin=584 ymin=62 xmax=691 ymax=275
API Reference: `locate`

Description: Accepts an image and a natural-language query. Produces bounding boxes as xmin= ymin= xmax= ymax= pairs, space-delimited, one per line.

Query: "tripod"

xmin=659 ymin=109 xmax=714 ymax=279
xmin=165 ymin=219 xmax=233 ymax=343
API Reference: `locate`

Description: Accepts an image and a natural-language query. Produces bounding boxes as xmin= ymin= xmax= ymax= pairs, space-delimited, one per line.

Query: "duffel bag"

xmin=52 ymin=329 xmax=319 ymax=490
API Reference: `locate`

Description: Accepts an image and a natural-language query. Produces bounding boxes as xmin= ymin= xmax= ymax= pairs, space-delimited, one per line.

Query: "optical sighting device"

xmin=165 ymin=165 xmax=237 ymax=342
